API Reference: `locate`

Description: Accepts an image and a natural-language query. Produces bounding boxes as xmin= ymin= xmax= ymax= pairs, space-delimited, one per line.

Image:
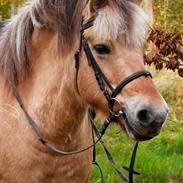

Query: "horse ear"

xmin=89 ymin=0 xmax=108 ymax=14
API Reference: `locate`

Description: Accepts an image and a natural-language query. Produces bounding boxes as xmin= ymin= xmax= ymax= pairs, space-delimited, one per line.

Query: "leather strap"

xmin=12 ymin=15 xmax=148 ymax=183
xmin=112 ymin=70 xmax=152 ymax=98
xmin=14 ymin=88 xmax=101 ymax=155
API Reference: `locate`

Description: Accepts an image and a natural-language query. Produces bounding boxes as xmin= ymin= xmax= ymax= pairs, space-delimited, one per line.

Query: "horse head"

xmin=76 ymin=0 xmax=168 ymax=141
xmin=0 ymin=1 xmax=169 ymax=182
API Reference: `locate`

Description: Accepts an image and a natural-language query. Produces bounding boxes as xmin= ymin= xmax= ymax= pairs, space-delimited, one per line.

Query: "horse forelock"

xmin=93 ymin=0 xmax=148 ymax=46
xmin=0 ymin=0 xmax=83 ymax=86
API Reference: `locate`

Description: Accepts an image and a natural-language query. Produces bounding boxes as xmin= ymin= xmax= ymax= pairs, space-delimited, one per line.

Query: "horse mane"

xmin=0 ymin=0 xmax=146 ymax=87
xmin=93 ymin=0 xmax=147 ymax=46
xmin=0 ymin=0 xmax=83 ymax=86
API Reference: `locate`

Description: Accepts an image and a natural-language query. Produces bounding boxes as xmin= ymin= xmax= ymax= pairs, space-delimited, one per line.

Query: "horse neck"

xmin=20 ymin=29 xmax=89 ymax=150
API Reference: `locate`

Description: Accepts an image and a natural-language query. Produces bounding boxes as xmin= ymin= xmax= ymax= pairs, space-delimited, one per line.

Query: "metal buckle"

xmin=109 ymin=97 xmax=124 ymax=117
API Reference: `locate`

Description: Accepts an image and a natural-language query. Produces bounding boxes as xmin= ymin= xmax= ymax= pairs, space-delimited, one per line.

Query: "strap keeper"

xmin=123 ymin=166 xmax=140 ymax=175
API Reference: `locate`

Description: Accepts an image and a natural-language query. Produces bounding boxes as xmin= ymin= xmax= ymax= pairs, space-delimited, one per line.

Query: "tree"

xmin=145 ymin=0 xmax=183 ymax=77
xmin=154 ymin=0 xmax=183 ymax=35
xmin=0 ymin=0 xmax=24 ymax=19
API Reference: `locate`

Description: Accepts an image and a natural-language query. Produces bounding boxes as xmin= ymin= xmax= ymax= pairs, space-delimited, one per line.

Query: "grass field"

xmin=90 ymin=68 xmax=183 ymax=183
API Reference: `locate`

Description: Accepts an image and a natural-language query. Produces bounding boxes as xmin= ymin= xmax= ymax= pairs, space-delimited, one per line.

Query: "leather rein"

xmin=13 ymin=18 xmax=152 ymax=183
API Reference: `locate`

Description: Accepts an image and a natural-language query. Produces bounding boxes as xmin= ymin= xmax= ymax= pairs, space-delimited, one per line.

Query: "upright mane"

xmin=93 ymin=0 xmax=147 ymax=46
xmin=0 ymin=0 xmax=147 ymax=87
xmin=0 ymin=0 xmax=83 ymax=86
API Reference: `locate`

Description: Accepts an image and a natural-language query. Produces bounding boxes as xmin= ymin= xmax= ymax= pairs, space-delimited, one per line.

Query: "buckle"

xmin=109 ymin=98 xmax=124 ymax=117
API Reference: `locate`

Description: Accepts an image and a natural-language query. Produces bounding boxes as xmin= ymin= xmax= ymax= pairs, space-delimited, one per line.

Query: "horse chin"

xmin=117 ymin=118 xmax=155 ymax=141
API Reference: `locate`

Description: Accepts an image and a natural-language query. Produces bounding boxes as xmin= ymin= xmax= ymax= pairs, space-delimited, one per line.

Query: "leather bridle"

xmin=75 ymin=18 xmax=152 ymax=136
xmin=13 ymin=17 xmax=152 ymax=183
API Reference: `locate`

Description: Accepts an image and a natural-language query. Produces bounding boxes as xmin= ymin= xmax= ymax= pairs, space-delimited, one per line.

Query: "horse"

xmin=0 ymin=0 xmax=168 ymax=182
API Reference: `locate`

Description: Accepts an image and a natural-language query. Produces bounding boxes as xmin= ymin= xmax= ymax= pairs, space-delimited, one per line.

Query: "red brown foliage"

xmin=144 ymin=29 xmax=183 ymax=77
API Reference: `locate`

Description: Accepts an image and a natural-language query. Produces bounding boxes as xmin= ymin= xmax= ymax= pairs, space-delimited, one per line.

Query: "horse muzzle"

xmin=120 ymin=101 xmax=169 ymax=141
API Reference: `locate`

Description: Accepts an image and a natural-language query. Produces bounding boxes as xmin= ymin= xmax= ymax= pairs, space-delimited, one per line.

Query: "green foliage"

xmin=90 ymin=123 xmax=183 ymax=183
xmin=89 ymin=124 xmax=183 ymax=183
xmin=154 ymin=0 xmax=183 ymax=35
xmin=151 ymin=67 xmax=183 ymax=121
xmin=0 ymin=1 xmax=11 ymax=19
xmin=0 ymin=0 xmax=25 ymax=20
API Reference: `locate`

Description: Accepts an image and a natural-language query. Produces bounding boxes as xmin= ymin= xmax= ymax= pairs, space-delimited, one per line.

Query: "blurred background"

xmin=0 ymin=0 xmax=182 ymax=182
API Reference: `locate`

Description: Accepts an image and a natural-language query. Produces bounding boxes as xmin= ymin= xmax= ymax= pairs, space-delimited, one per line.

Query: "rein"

xmin=14 ymin=88 xmax=139 ymax=183
xmin=13 ymin=17 xmax=152 ymax=183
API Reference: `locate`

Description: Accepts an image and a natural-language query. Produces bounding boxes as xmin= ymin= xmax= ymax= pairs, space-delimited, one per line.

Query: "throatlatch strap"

xmin=14 ymin=88 xmax=102 ymax=156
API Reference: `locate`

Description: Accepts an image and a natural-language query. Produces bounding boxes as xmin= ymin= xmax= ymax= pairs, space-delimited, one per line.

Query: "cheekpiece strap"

xmin=80 ymin=18 xmax=94 ymax=32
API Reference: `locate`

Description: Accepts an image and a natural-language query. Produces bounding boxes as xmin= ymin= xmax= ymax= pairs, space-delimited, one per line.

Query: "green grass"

xmin=90 ymin=123 xmax=183 ymax=183
xmin=90 ymin=68 xmax=183 ymax=183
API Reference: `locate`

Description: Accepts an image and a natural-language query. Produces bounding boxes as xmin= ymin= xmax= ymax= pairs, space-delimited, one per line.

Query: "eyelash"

xmin=93 ymin=44 xmax=111 ymax=55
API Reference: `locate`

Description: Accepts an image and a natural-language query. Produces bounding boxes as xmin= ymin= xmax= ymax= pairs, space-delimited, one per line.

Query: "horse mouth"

xmin=117 ymin=117 xmax=157 ymax=141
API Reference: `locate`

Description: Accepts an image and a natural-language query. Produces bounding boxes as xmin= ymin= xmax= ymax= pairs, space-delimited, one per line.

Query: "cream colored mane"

xmin=93 ymin=1 xmax=147 ymax=45
xmin=0 ymin=0 xmax=83 ymax=85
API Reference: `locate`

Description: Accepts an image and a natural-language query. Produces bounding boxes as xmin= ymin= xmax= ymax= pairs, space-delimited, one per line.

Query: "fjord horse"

xmin=0 ymin=0 xmax=168 ymax=182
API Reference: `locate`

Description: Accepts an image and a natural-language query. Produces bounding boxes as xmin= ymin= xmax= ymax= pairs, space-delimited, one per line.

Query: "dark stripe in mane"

xmin=0 ymin=21 xmax=6 ymax=31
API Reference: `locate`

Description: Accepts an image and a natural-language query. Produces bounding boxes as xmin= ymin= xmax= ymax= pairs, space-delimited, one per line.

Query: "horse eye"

xmin=93 ymin=44 xmax=111 ymax=55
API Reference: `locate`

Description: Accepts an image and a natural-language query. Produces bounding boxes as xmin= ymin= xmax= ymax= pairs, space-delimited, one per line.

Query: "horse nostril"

xmin=137 ymin=108 xmax=168 ymax=128
xmin=137 ymin=109 xmax=148 ymax=121
xmin=137 ymin=109 xmax=154 ymax=127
